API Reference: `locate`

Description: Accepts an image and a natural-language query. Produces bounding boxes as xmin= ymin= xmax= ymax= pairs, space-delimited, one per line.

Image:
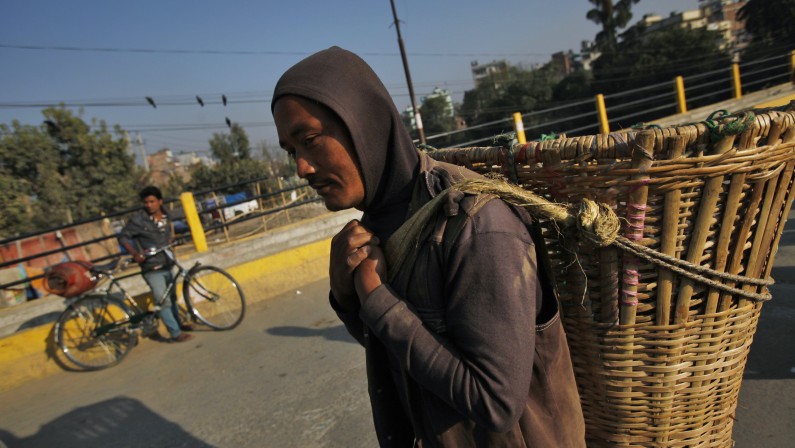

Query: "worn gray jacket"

xmin=333 ymin=153 xmax=586 ymax=447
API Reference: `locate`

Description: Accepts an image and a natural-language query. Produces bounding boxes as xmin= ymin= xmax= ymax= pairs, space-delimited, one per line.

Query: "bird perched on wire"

xmin=145 ymin=96 xmax=157 ymax=108
xmin=225 ymin=117 xmax=232 ymax=128
xmin=196 ymin=96 xmax=204 ymax=107
xmin=222 ymin=94 xmax=228 ymax=106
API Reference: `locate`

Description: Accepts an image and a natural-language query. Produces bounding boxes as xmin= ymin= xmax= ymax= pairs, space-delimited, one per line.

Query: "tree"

xmin=420 ymin=96 xmax=457 ymax=147
xmin=209 ymin=123 xmax=252 ymax=164
xmin=586 ymin=0 xmax=641 ymax=54
xmin=592 ymin=26 xmax=731 ymax=93
xmin=0 ymin=107 xmax=144 ymax=237
xmin=739 ymin=0 xmax=795 ymax=47
xmin=458 ymin=64 xmax=562 ymax=143
xmin=258 ymin=141 xmax=296 ymax=179
xmin=188 ymin=124 xmax=269 ymax=192
xmin=739 ymin=0 xmax=795 ymax=64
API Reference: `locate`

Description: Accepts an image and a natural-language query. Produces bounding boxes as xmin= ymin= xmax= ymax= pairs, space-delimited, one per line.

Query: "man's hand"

xmin=354 ymin=244 xmax=386 ymax=303
xmin=132 ymin=253 xmax=146 ymax=264
xmin=329 ymin=220 xmax=379 ymax=311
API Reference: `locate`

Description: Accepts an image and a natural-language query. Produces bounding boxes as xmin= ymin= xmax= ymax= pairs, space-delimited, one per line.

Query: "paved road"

xmin=0 ymin=279 xmax=377 ymax=448
xmin=1 ymin=216 xmax=793 ymax=447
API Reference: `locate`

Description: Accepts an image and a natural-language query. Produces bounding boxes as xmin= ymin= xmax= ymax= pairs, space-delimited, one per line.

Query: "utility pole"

xmin=389 ymin=0 xmax=425 ymax=145
xmin=136 ymin=132 xmax=150 ymax=172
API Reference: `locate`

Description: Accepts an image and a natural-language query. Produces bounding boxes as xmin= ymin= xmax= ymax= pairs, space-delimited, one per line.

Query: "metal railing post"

xmin=596 ymin=94 xmax=610 ymax=134
xmin=180 ymin=192 xmax=208 ymax=252
xmin=513 ymin=112 xmax=527 ymax=144
xmin=732 ymin=63 xmax=742 ymax=99
xmin=675 ymin=76 xmax=687 ymax=114
xmin=790 ymin=50 xmax=795 ymax=84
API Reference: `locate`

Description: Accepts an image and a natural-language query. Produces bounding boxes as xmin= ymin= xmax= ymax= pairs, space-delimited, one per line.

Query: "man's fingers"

xmin=346 ymin=245 xmax=372 ymax=267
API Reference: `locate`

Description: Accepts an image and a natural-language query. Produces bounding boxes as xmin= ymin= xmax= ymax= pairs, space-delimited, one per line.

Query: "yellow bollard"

xmin=790 ymin=50 xmax=795 ymax=84
xmin=595 ymin=94 xmax=609 ymax=134
xmin=732 ymin=63 xmax=742 ymax=99
xmin=513 ymin=112 xmax=527 ymax=144
xmin=675 ymin=76 xmax=687 ymax=114
xmin=180 ymin=192 xmax=208 ymax=252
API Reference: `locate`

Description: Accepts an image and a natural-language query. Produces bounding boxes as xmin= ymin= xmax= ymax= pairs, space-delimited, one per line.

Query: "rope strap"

xmin=411 ymin=178 xmax=774 ymax=302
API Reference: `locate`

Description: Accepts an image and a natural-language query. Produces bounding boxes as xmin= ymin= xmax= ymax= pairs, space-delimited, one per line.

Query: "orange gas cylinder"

xmin=44 ymin=261 xmax=97 ymax=297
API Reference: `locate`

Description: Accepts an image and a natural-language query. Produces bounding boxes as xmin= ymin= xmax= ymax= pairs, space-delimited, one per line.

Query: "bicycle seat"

xmin=91 ymin=259 xmax=121 ymax=275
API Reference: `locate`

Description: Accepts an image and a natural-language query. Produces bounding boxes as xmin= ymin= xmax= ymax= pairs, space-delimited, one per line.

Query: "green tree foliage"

xmin=420 ymin=96 xmax=456 ymax=147
xmin=459 ymin=64 xmax=563 ymax=142
xmin=739 ymin=0 xmax=795 ymax=61
xmin=258 ymin=141 xmax=296 ymax=179
xmin=739 ymin=0 xmax=795 ymax=46
xmin=586 ymin=0 xmax=641 ymax=54
xmin=0 ymin=107 xmax=144 ymax=238
xmin=592 ymin=26 xmax=731 ymax=93
xmin=188 ymin=124 xmax=269 ymax=192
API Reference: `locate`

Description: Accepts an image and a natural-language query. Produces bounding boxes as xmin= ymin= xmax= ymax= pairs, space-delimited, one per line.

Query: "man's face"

xmin=142 ymin=195 xmax=163 ymax=216
xmin=273 ymin=96 xmax=365 ymax=211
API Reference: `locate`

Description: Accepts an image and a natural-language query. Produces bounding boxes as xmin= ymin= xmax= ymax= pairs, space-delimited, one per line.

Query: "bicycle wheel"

xmin=55 ymin=295 xmax=137 ymax=370
xmin=183 ymin=265 xmax=245 ymax=330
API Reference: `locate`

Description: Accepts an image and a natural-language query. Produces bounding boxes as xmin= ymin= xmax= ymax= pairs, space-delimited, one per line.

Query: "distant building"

xmin=422 ymin=87 xmax=455 ymax=119
xmin=147 ymin=148 xmax=205 ymax=186
xmin=700 ymin=0 xmax=749 ymax=53
xmin=470 ymin=60 xmax=510 ymax=88
xmin=578 ymin=41 xmax=601 ymax=71
xmin=624 ymin=1 xmax=747 ymax=54
xmin=551 ymin=50 xmax=578 ymax=76
xmin=402 ymin=87 xmax=455 ymax=132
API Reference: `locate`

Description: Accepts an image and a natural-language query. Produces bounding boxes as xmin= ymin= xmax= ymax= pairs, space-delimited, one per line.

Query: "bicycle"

xmin=53 ymin=244 xmax=246 ymax=370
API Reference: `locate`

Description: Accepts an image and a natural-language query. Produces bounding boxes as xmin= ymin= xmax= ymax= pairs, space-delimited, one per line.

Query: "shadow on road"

xmin=771 ymin=266 xmax=795 ymax=285
xmin=266 ymin=324 xmax=357 ymax=344
xmin=743 ymin=278 xmax=795 ymax=381
xmin=0 ymin=396 xmax=214 ymax=448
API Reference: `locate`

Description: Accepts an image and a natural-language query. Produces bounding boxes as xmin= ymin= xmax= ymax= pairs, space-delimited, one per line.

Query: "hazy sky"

xmin=0 ymin=0 xmax=697 ymax=155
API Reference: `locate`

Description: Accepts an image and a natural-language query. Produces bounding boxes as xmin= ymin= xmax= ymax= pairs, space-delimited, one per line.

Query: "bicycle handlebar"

xmin=142 ymin=242 xmax=176 ymax=257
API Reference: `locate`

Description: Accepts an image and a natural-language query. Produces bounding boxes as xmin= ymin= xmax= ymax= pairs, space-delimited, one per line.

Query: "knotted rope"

xmin=386 ymin=177 xmax=773 ymax=301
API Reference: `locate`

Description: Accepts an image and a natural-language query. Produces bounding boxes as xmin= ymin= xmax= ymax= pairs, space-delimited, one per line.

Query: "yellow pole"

xmin=595 ymin=94 xmax=609 ymax=134
xmin=513 ymin=112 xmax=527 ymax=144
xmin=732 ymin=63 xmax=742 ymax=99
xmin=790 ymin=50 xmax=795 ymax=84
xmin=675 ymin=76 xmax=687 ymax=114
xmin=180 ymin=192 xmax=208 ymax=252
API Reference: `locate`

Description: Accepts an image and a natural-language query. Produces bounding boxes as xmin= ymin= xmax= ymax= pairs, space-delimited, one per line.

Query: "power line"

xmin=0 ymin=43 xmax=553 ymax=59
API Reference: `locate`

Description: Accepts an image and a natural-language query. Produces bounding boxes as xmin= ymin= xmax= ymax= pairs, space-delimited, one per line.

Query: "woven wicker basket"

xmin=427 ymin=106 xmax=795 ymax=447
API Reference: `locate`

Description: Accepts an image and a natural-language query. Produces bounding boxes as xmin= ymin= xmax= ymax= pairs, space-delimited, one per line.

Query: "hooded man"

xmin=272 ymin=46 xmax=585 ymax=447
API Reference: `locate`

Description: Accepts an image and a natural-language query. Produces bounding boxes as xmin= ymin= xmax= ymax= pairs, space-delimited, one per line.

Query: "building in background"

xmin=578 ymin=40 xmax=601 ymax=71
xmin=621 ymin=0 xmax=747 ymax=55
xmin=699 ymin=0 xmax=749 ymax=54
xmin=402 ymin=87 xmax=458 ymax=133
xmin=146 ymin=148 xmax=209 ymax=186
xmin=470 ymin=60 xmax=510 ymax=88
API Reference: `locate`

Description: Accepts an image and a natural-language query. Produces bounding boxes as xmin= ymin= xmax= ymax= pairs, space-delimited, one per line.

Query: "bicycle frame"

xmin=75 ymin=245 xmax=201 ymax=329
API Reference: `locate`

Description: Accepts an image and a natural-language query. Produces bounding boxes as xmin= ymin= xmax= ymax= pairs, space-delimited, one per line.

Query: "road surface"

xmin=1 ymin=215 xmax=793 ymax=447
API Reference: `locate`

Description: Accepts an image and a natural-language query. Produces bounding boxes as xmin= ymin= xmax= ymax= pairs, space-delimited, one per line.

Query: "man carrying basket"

xmin=271 ymin=46 xmax=585 ymax=447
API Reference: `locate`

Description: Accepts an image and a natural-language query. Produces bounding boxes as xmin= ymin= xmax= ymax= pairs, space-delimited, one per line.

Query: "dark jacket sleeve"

xmin=329 ymin=292 xmax=366 ymax=346
xmin=118 ymin=215 xmax=141 ymax=250
xmin=359 ymin=200 xmax=538 ymax=432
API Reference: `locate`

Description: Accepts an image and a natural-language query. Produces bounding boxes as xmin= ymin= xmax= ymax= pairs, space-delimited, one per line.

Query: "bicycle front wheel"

xmin=55 ymin=296 xmax=137 ymax=370
xmin=183 ymin=266 xmax=245 ymax=330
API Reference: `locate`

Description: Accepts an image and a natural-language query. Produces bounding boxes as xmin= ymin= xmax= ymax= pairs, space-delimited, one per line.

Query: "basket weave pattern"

xmin=428 ymin=109 xmax=795 ymax=447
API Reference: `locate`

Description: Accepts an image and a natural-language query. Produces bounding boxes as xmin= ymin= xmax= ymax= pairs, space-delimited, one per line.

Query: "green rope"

xmin=540 ymin=132 xmax=557 ymax=141
xmin=702 ymin=111 xmax=755 ymax=143
xmin=492 ymin=132 xmax=517 ymax=146
xmin=416 ymin=143 xmax=437 ymax=152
